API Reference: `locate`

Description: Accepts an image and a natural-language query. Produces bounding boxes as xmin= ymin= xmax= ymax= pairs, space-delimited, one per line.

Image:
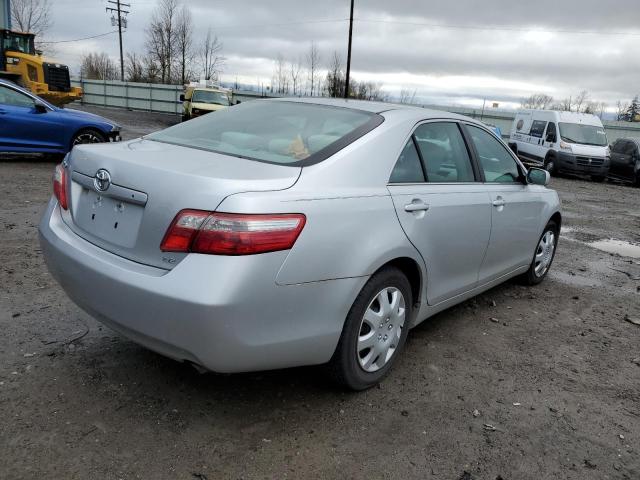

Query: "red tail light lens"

xmin=53 ymin=163 xmax=68 ymax=210
xmin=161 ymin=210 xmax=306 ymax=255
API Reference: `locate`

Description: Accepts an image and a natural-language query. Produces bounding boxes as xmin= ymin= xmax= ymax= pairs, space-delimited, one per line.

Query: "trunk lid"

xmin=63 ymin=138 xmax=301 ymax=269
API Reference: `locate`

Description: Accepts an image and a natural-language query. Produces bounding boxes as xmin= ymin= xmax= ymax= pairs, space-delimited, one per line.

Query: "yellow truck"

xmin=0 ymin=29 xmax=82 ymax=106
xmin=180 ymin=83 xmax=235 ymax=121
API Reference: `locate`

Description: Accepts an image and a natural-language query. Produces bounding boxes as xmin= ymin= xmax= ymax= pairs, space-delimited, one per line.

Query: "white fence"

xmin=71 ymin=79 xmax=640 ymax=142
xmin=71 ymin=78 xmax=271 ymax=115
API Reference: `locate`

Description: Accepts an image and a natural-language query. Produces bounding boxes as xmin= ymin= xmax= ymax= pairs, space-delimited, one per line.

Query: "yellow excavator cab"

xmin=0 ymin=29 xmax=82 ymax=106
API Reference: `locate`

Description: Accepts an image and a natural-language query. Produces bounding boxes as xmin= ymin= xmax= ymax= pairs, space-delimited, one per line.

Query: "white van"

xmin=509 ymin=110 xmax=610 ymax=181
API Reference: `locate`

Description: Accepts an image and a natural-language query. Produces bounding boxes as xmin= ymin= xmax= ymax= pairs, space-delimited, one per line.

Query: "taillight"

xmin=53 ymin=163 xmax=68 ymax=210
xmin=160 ymin=210 xmax=306 ymax=255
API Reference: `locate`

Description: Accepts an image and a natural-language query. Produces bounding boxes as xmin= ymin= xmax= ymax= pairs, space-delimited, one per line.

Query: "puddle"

xmin=588 ymin=239 xmax=640 ymax=259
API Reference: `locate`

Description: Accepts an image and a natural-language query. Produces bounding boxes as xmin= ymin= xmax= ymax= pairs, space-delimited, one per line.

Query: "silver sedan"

xmin=39 ymin=98 xmax=561 ymax=390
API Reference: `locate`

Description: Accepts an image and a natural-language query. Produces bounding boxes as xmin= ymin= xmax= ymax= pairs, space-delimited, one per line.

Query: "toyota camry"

xmin=39 ymin=98 xmax=561 ymax=390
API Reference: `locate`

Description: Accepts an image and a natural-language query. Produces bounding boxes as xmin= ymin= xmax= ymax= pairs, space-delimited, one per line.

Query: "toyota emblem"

xmin=93 ymin=169 xmax=111 ymax=192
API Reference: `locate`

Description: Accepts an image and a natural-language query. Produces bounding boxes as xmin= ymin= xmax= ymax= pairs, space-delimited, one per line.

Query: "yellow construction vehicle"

xmin=1 ymin=29 xmax=82 ymax=106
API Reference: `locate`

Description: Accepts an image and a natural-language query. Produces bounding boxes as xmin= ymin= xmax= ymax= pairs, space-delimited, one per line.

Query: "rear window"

xmin=147 ymin=100 xmax=383 ymax=166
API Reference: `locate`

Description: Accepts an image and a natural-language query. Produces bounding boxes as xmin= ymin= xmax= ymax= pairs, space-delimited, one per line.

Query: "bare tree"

xmin=521 ymin=93 xmax=554 ymax=110
xmin=146 ymin=0 xmax=179 ymax=83
xmin=289 ymin=57 xmax=302 ymax=96
xmin=273 ymin=53 xmax=288 ymax=94
xmin=399 ymin=87 xmax=417 ymax=104
xmin=200 ymin=28 xmax=225 ymax=81
xmin=125 ymin=52 xmax=145 ymax=82
xmin=10 ymin=0 xmax=51 ymax=37
xmin=325 ymin=51 xmax=344 ymax=98
xmin=306 ymin=42 xmax=321 ymax=96
xmin=10 ymin=0 xmax=54 ymax=52
xmin=175 ymin=4 xmax=194 ymax=84
xmin=616 ymin=100 xmax=630 ymax=121
xmin=574 ymin=90 xmax=590 ymax=113
xmin=81 ymin=52 xmax=119 ymax=80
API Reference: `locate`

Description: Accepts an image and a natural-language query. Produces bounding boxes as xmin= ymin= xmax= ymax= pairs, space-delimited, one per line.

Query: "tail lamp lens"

xmin=53 ymin=163 xmax=68 ymax=210
xmin=161 ymin=210 xmax=306 ymax=255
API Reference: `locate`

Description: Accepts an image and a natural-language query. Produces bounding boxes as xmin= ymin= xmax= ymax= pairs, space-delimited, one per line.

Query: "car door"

xmin=623 ymin=141 xmax=639 ymax=179
xmin=609 ymin=140 xmax=628 ymax=178
xmin=464 ymin=123 xmax=546 ymax=282
xmin=0 ymin=83 xmax=64 ymax=151
xmin=528 ymin=119 xmax=548 ymax=161
xmin=387 ymin=121 xmax=492 ymax=305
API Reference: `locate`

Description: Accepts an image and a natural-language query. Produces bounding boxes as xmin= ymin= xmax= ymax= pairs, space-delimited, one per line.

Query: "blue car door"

xmin=0 ymin=83 xmax=65 ymax=152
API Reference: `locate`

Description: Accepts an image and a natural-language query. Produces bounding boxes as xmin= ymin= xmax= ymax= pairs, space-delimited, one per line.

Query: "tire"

xmin=519 ymin=221 xmax=558 ymax=286
xmin=181 ymin=114 xmax=190 ymax=122
xmin=544 ymin=155 xmax=557 ymax=176
xmin=71 ymin=129 xmax=107 ymax=148
xmin=327 ymin=267 xmax=412 ymax=391
xmin=591 ymin=176 xmax=606 ymax=183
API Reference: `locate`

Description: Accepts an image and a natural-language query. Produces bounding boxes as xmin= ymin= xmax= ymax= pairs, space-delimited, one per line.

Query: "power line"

xmin=356 ymin=18 xmax=640 ymax=37
xmin=47 ymin=30 xmax=119 ymax=44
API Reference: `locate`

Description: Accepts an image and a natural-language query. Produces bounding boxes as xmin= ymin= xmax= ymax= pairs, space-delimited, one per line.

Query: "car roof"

xmin=268 ymin=96 xmax=474 ymax=122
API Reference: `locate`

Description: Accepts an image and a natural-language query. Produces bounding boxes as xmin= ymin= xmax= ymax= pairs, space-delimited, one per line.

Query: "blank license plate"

xmin=74 ymin=189 xmax=144 ymax=248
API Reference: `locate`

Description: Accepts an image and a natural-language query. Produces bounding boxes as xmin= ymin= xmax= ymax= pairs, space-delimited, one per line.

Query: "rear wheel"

xmin=71 ymin=129 xmax=107 ymax=147
xmin=328 ymin=267 xmax=412 ymax=391
xmin=519 ymin=221 xmax=558 ymax=286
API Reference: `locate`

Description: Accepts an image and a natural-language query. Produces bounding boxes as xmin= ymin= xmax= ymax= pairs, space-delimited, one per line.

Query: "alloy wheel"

xmin=73 ymin=132 xmax=103 ymax=145
xmin=357 ymin=287 xmax=406 ymax=373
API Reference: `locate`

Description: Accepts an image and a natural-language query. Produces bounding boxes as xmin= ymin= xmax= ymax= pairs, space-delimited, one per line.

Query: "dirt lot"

xmin=1 ymin=106 xmax=639 ymax=480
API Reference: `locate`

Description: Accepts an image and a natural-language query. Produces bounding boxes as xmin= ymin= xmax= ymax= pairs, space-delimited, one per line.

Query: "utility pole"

xmin=106 ymin=0 xmax=130 ymax=82
xmin=344 ymin=0 xmax=354 ymax=99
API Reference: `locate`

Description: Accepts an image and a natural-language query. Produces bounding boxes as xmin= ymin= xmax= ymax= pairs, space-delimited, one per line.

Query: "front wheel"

xmin=519 ymin=221 xmax=558 ymax=286
xmin=544 ymin=156 xmax=557 ymax=176
xmin=71 ymin=129 xmax=107 ymax=147
xmin=328 ymin=267 xmax=412 ymax=390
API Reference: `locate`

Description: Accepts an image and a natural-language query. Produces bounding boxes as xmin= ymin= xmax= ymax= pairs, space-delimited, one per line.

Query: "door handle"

xmin=404 ymin=200 xmax=430 ymax=212
xmin=492 ymin=197 xmax=505 ymax=207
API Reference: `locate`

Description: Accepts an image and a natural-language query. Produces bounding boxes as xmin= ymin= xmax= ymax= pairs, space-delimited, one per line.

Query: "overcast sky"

xmin=45 ymin=0 xmax=640 ymax=109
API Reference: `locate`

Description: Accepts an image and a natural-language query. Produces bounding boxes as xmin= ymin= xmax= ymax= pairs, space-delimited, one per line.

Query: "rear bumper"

xmin=556 ymin=152 xmax=609 ymax=176
xmin=39 ymin=199 xmax=366 ymax=373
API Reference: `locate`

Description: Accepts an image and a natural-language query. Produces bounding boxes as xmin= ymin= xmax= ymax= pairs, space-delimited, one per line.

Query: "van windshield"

xmin=191 ymin=90 xmax=230 ymax=106
xmin=558 ymin=123 xmax=607 ymax=146
xmin=146 ymin=100 xmax=382 ymax=166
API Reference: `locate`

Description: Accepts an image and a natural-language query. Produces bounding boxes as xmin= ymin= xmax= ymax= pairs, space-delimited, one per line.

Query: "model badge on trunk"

xmin=94 ymin=169 xmax=111 ymax=192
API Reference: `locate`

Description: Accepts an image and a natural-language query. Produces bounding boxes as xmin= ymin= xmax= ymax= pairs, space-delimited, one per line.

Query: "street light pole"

xmin=344 ymin=0 xmax=354 ymax=99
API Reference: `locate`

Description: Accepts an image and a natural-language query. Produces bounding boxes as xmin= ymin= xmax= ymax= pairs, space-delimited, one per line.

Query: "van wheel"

xmin=544 ymin=156 xmax=556 ymax=176
xmin=519 ymin=221 xmax=558 ymax=286
xmin=327 ymin=267 xmax=412 ymax=391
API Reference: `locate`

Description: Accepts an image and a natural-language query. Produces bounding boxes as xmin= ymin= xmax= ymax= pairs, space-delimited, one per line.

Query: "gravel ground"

xmin=1 ymin=107 xmax=639 ymax=480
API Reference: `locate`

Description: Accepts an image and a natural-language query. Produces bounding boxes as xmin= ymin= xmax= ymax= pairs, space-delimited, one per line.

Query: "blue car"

xmin=0 ymin=79 xmax=120 ymax=156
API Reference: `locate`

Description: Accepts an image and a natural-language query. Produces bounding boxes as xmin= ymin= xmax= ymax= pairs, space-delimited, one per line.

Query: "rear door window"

xmin=467 ymin=125 xmax=521 ymax=183
xmin=413 ymin=122 xmax=475 ymax=182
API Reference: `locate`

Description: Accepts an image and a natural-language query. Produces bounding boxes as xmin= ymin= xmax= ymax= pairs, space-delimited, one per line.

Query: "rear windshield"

xmin=147 ymin=100 xmax=383 ymax=165
xmin=559 ymin=122 xmax=608 ymax=147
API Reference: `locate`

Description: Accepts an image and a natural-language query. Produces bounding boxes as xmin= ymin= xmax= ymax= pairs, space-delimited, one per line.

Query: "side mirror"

xmin=33 ymin=100 xmax=48 ymax=113
xmin=546 ymin=133 xmax=556 ymax=143
xmin=179 ymin=94 xmax=185 ymax=102
xmin=527 ymin=167 xmax=550 ymax=186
